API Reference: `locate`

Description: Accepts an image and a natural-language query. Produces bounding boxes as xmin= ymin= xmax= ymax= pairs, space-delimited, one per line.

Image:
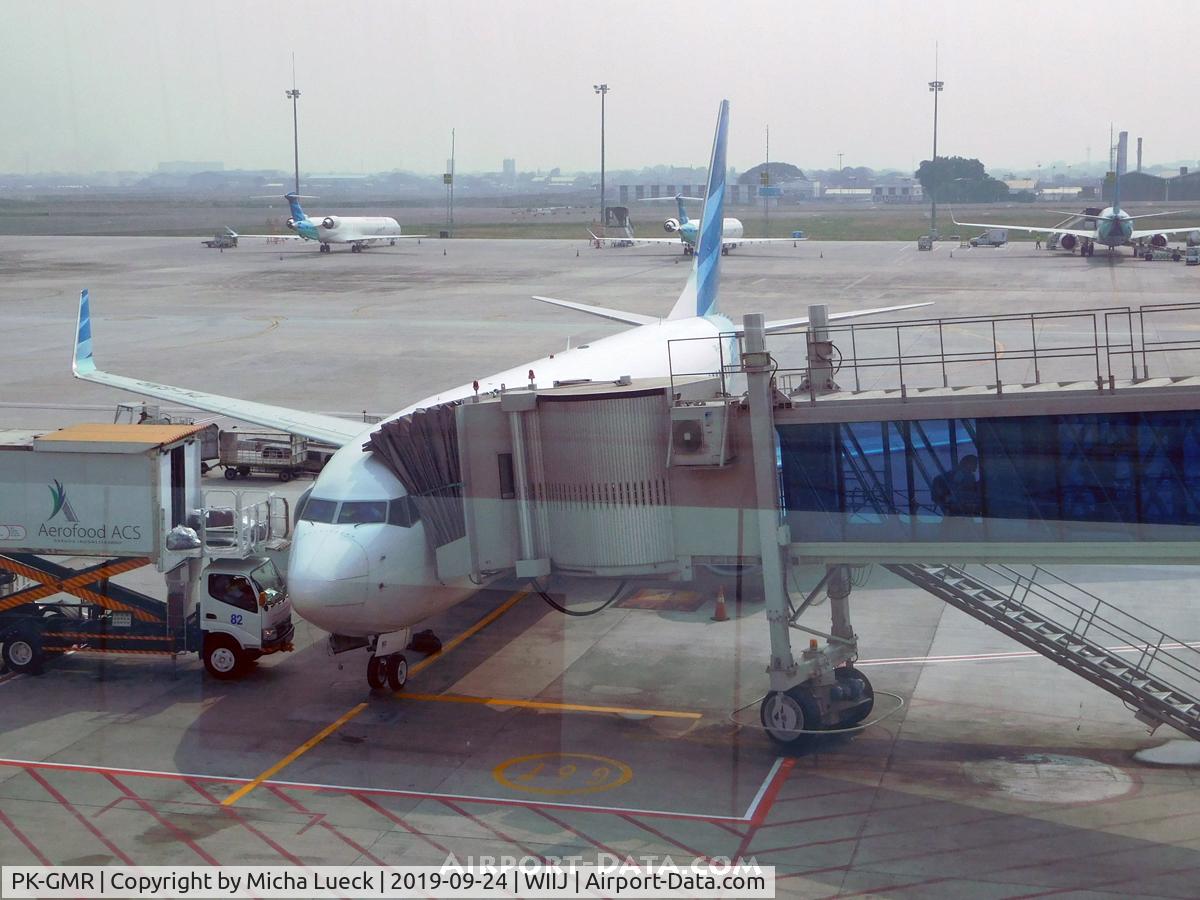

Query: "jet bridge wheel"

xmin=3 ymin=624 xmax=45 ymax=675
xmin=760 ymin=686 xmax=820 ymax=751
xmin=834 ymin=666 xmax=874 ymax=728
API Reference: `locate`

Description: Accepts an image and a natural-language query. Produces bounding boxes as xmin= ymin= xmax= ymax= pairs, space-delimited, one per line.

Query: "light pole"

xmin=928 ymin=73 xmax=944 ymax=238
xmin=286 ymin=56 xmax=301 ymax=195
xmin=594 ymin=83 xmax=609 ymax=235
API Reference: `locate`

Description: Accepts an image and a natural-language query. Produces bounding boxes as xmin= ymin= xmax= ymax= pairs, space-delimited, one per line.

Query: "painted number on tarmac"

xmin=493 ymin=752 xmax=632 ymax=796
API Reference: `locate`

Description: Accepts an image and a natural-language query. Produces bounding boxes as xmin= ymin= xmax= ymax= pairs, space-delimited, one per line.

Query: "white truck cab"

xmin=198 ymin=556 xmax=294 ymax=678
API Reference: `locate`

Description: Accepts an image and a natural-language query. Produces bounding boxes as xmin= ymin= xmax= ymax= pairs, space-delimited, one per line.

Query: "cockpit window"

xmin=337 ymin=500 xmax=388 ymax=525
xmin=388 ymin=496 xmax=422 ymax=528
xmin=300 ymin=498 xmax=338 ymax=523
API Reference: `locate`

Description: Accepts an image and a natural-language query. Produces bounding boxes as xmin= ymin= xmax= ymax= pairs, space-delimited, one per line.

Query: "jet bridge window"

xmin=337 ymin=500 xmax=388 ymax=525
xmin=388 ymin=496 xmax=421 ymax=528
xmin=299 ymin=498 xmax=338 ymax=523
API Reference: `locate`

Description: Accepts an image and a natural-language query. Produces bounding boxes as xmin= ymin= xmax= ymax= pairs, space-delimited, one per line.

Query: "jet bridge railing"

xmin=667 ymin=302 xmax=1200 ymax=401
xmin=1109 ymin=302 xmax=1200 ymax=381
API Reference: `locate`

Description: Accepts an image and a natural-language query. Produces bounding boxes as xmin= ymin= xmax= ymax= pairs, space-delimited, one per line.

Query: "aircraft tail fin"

xmin=1113 ymin=131 xmax=1128 ymax=213
xmin=675 ymin=195 xmax=690 ymax=226
xmin=284 ymin=192 xmax=308 ymax=222
xmin=668 ymin=100 xmax=729 ymax=320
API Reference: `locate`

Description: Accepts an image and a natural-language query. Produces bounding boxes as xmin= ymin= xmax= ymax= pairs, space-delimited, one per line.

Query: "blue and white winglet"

xmin=73 ymin=289 xmax=364 ymax=447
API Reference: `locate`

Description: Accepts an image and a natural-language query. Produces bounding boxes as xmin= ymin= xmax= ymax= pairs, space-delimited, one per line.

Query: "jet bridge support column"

xmin=743 ymin=313 xmax=797 ymax=688
xmin=746 ymin=313 xmax=874 ymax=749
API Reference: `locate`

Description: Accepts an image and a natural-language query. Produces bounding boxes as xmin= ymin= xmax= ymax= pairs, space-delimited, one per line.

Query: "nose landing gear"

xmin=365 ymin=627 xmax=414 ymax=691
xmin=367 ymin=652 xmax=408 ymax=690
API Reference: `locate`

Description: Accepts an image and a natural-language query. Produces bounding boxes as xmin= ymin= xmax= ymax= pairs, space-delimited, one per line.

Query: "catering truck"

xmin=0 ymin=423 xmax=294 ymax=679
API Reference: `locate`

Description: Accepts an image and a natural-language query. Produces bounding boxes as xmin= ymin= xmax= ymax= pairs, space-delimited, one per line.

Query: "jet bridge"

xmin=434 ymin=301 xmax=1200 ymax=749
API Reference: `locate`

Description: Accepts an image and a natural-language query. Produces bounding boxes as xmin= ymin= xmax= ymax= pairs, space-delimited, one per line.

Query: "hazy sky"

xmin=2 ymin=0 xmax=1192 ymax=176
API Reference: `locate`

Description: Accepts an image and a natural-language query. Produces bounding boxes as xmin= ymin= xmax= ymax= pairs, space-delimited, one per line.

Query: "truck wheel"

xmin=224 ymin=467 xmax=238 ymax=481
xmin=386 ymin=653 xmax=408 ymax=691
xmin=203 ymin=635 xmax=246 ymax=680
xmin=238 ymin=466 xmax=251 ymax=478
xmin=278 ymin=470 xmax=293 ymax=483
xmin=3 ymin=625 xmax=45 ymax=675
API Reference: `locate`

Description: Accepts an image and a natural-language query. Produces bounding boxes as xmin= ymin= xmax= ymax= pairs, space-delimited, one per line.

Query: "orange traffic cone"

xmin=711 ymin=585 xmax=729 ymax=622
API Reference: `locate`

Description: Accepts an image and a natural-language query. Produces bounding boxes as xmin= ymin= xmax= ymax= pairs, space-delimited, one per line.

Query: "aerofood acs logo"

xmin=47 ymin=479 xmax=79 ymax=523
xmin=38 ymin=480 xmax=143 ymax=544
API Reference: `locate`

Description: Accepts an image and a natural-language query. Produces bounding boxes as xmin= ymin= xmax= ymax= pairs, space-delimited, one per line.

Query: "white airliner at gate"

xmin=409 ymin=301 xmax=1200 ymax=750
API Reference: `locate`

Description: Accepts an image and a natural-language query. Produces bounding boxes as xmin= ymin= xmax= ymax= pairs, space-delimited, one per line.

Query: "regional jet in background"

xmin=590 ymin=193 xmax=805 ymax=256
xmin=238 ymin=193 xmax=425 ymax=253
xmin=71 ymin=100 xmax=926 ymax=691
xmin=953 ymin=132 xmax=1200 ymax=257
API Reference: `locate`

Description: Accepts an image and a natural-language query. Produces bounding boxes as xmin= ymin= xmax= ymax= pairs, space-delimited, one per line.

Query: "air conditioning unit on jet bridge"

xmin=668 ymin=402 xmax=734 ymax=467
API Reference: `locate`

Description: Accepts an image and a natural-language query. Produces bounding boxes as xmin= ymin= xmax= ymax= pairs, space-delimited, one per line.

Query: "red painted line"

xmin=0 ymin=806 xmax=51 ymax=864
xmin=709 ymin=820 xmax=746 ymax=838
xmin=268 ymin=786 xmax=385 ymax=866
xmin=748 ymin=757 xmax=795 ymax=829
xmin=103 ymin=774 xmax=219 ymax=865
xmin=353 ymin=793 xmax=451 ymax=857
xmin=732 ymin=756 xmax=796 ymax=863
xmin=771 ymin=783 xmax=878 ymax=805
xmin=187 ymin=779 xmax=305 ymax=867
xmin=757 ymin=796 xmax=934 ymax=831
xmin=0 ymin=757 xmax=745 ymax=823
xmin=619 ymin=815 xmax=704 ymax=860
xmin=24 ymin=767 xmax=134 ymax=865
xmin=752 ymin=807 xmax=1007 ymax=858
xmin=441 ymin=800 xmax=546 ymax=864
xmin=1006 ymin=862 xmax=1200 ymax=899
xmin=532 ymin=807 xmax=621 ymax=857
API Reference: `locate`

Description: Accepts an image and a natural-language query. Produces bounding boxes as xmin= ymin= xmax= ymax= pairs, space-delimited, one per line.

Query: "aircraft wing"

xmin=228 ymin=233 xmax=307 ymax=241
xmin=72 ymin=290 xmax=366 ymax=448
xmin=729 ymin=237 xmax=807 ymax=244
xmin=1130 ymin=225 xmax=1200 ymax=239
xmin=587 ymin=230 xmax=682 ymax=247
xmin=531 ymin=295 xmax=658 ymax=326
xmin=356 ymin=235 xmax=427 ymax=242
xmin=760 ymin=303 xmax=934 ymax=334
xmin=950 ymin=218 xmax=1095 ymax=239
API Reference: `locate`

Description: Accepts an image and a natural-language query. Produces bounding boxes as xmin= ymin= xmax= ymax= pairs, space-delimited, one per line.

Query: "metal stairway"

xmin=885 ymin=562 xmax=1200 ymax=740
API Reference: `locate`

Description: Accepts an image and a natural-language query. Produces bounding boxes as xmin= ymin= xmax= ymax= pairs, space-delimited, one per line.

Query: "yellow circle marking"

xmin=493 ymin=752 xmax=632 ymax=796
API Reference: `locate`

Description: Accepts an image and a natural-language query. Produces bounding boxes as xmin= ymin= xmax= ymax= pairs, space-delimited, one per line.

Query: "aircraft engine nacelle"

xmin=1151 ymin=234 xmax=1168 ymax=248
xmin=1059 ymin=234 xmax=1077 ymax=251
xmin=321 ymin=216 xmax=338 ymax=230
xmin=285 ymin=217 xmax=297 ymax=230
xmin=663 ymin=218 xmax=680 ymax=233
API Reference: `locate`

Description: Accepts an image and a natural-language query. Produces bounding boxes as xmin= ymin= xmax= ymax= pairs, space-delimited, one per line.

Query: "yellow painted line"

xmin=402 ymin=590 xmax=527 ymax=682
xmin=400 ymin=692 xmax=702 ymax=720
xmin=223 ymin=589 xmax=527 ymax=807
xmin=222 ymin=702 xmax=367 ymax=806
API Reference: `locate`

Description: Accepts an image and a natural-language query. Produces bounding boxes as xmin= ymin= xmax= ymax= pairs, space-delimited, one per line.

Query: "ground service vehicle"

xmin=219 ymin=429 xmax=308 ymax=482
xmin=0 ymin=424 xmax=294 ymax=679
xmin=201 ymin=229 xmax=238 ymax=249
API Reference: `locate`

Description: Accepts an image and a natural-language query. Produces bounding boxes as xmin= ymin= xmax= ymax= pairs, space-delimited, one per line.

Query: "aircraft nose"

xmin=287 ymin=529 xmax=370 ymax=632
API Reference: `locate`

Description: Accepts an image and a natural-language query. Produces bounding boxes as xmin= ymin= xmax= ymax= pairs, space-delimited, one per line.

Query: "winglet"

xmin=668 ymin=99 xmax=729 ymax=320
xmin=73 ymin=289 xmax=96 ymax=376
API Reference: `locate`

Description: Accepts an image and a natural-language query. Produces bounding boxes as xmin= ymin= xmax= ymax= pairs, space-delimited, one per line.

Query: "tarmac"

xmin=1 ymin=235 xmax=1200 ymax=897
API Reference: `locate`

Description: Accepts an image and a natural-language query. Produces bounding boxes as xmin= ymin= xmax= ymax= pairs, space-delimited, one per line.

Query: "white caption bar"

xmin=2 ymin=865 xmax=775 ymax=899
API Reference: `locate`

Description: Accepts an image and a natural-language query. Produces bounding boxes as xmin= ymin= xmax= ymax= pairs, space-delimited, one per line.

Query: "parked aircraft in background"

xmin=72 ymin=100 xmax=926 ymax=691
xmin=590 ymin=193 xmax=805 ymax=256
xmin=239 ymin=193 xmax=424 ymax=253
xmin=953 ymin=132 xmax=1200 ymax=257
